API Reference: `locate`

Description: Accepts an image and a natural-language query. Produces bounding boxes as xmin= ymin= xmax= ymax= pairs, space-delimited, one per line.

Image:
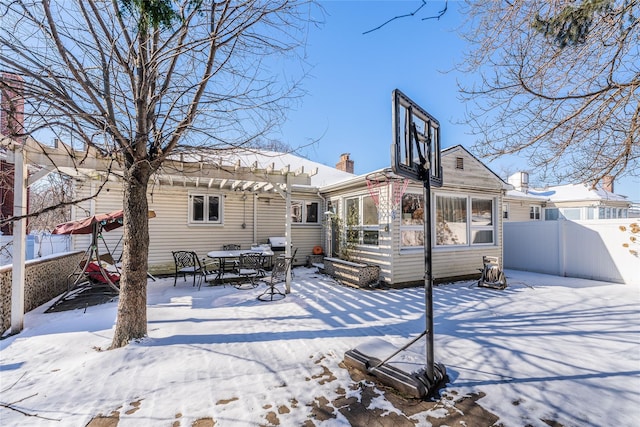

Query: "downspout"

xmin=253 ymin=193 xmax=258 ymax=244
xmin=317 ymin=190 xmax=328 ymax=255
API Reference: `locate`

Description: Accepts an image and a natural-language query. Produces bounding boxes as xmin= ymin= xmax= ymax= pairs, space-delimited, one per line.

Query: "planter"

xmin=322 ymin=257 xmax=380 ymax=288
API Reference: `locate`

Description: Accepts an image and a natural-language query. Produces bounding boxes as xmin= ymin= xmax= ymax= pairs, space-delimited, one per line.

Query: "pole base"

xmin=344 ymin=339 xmax=447 ymax=399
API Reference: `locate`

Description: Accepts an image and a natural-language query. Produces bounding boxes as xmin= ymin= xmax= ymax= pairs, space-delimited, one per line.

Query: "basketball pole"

xmin=422 ymin=167 xmax=435 ymax=384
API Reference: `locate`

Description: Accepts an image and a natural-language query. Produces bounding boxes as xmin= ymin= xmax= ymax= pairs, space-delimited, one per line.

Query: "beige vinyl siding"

xmin=507 ymin=200 xmax=538 ymax=222
xmin=442 ymin=148 xmax=504 ymax=192
xmin=389 ymin=192 xmax=503 ymax=285
xmin=291 ymin=224 xmax=323 ymax=265
xmin=73 ymin=180 xmax=324 ymax=274
xmin=256 ymin=195 xmax=324 ymax=265
xmin=384 ymin=148 xmax=505 ymax=285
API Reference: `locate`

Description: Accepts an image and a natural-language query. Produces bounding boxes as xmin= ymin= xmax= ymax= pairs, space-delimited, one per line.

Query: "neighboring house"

xmin=320 ymin=145 xmax=511 ymax=286
xmin=505 ymin=172 xmax=632 ymax=221
xmin=503 ymin=172 xmax=548 ymax=222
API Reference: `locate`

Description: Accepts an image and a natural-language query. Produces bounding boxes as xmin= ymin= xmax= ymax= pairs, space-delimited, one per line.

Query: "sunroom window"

xmin=401 ymin=193 xmax=424 ymax=247
xmin=471 ymin=198 xmax=494 ymax=244
xmin=344 ymin=195 xmax=379 ymax=245
xmin=436 ymin=195 xmax=468 ymax=245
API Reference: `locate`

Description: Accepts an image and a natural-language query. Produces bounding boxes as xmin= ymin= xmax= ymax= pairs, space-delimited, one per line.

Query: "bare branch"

xmin=363 ymin=1 xmax=448 ymax=35
xmin=458 ymin=0 xmax=639 ymax=186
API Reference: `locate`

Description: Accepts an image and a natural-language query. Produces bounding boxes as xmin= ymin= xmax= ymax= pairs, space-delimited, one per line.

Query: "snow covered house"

xmin=505 ymin=172 xmax=632 ymax=221
xmin=320 ymin=145 xmax=511 ymax=286
xmin=20 ymin=142 xmax=510 ymax=286
xmin=68 ymin=149 xmax=355 ymax=275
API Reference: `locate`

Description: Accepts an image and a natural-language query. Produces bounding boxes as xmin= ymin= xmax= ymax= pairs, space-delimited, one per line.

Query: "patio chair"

xmin=276 ymin=247 xmax=297 ymax=278
xmin=478 ymin=256 xmax=507 ymax=290
xmin=172 ymin=251 xmax=208 ymax=290
xmin=235 ymin=252 xmax=267 ymax=289
xmin=222 ymin=244 xmax=241 ymax=250
xmin=256 ymin=254 xmax=293 ymax=301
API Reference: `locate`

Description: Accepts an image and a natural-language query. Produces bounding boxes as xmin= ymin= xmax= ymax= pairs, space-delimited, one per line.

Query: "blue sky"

xmin=278 ymin=1 xmax=640 ymax=202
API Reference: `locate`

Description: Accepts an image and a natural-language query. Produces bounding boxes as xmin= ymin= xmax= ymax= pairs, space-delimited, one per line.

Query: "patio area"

xmin=1 ymin=267 xmax=638 ymax=426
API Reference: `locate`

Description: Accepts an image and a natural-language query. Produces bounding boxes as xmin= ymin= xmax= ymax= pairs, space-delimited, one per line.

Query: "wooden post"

xmin=10 ymin=145 xmax=27 ymax=334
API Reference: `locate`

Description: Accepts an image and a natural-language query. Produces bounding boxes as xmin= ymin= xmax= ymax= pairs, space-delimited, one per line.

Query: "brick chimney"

xmin=336 ymin=153 xmax=354 ymax=174
xmin=602 ymin=175 xmax=614 ymax=193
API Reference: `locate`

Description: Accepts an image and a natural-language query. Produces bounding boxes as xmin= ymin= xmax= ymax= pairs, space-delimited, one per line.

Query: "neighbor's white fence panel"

xmin=504 ymin=219 xmax=640 ymax=285
xmin=0 ymin=234 xmax=70 ymax=266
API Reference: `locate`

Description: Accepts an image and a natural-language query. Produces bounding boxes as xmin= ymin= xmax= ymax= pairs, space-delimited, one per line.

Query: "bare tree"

xmin=28 ymin=173 xmax=72 ymax=234
xmin=458 ymin=0 xmax=639 ymax=186
xmin=0 ymin=0 xmax=316 ymax=348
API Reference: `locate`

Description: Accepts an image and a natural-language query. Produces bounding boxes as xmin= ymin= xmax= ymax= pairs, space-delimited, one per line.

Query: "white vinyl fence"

xmin=0 ymin=234 xmax=70 ymax=266
xmin=504 ymin=219 xmax=640 ymax=285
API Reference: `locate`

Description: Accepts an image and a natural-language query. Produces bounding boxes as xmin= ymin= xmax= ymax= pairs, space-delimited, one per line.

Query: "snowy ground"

xmin=1 ymin=268 xmax=639 ymax=426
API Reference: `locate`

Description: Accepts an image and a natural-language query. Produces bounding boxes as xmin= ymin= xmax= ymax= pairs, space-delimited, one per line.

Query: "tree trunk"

xmin=110 ymin=161 xmax=151 ymax=349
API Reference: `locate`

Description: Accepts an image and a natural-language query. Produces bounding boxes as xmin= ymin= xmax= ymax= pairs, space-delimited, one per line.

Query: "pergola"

xmin=2 ymin=136 xmax=314 ymax=333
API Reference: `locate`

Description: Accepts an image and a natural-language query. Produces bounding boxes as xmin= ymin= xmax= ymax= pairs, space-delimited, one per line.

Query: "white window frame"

xmin=470 ymin=197 xmax=495 ymax=245
xmin=433 ymin=193 xmax=497 ymax=248
xmin=502 ymin=202 xmax=509 ymax=220
xmin=344 ymin=194 xmax=379 ymax=246
xmin=530 ymin=205 xmax=541 ymax=220
xmin=400 ymin=192 xmax=425 ymax=248
xmin=189 ymin=193 xmax=223 ymax=224
xmin=291 ymin=200 xmax=320 ymax=224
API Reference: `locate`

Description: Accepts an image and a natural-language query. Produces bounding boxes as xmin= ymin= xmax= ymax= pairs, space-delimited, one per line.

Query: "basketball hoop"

xmin=366 ymin=170 xmax=410 ymax=222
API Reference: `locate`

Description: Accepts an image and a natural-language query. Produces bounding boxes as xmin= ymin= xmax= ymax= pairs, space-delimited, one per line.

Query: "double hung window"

xmin=291 ymin=201 xmax=319 ymax=224
xmin=190 ymin=194 xmax=222 ymax=224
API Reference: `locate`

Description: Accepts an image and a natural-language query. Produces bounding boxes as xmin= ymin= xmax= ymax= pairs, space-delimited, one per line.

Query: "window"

xmin=530 ymin=205 xmax=541 ymax=220
xmin=436 ymin=195 xmax=468 ymax=245
xmin=291 ymin=201 xmax=319 ymax=224
xmin=434 ymin=195 xmax=496 ymax=246
xmin=190 ymin=194 xmax=222 ymax=224
xmin=471 ymin=198 xmax=494 ymax=244
xmin=455 ymin=157 xmax=464 ymax=170
xmin=545 ymin=208 xmax=559 ymax=221
xmin=585 ymin=207 xmax=595 ymax=220
xmin=502 ymin=202 xmax=509 ymax=220
xmin=344 ymin=195 xmax=378 ymax=245
xmin=562 ymin=208 xmax=581 ymax=220
xmin=401 ymin=193 xmax=424 ymax=247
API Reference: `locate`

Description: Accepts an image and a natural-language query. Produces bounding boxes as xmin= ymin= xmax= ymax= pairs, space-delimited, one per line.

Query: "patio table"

xmin=206 ymin=248 xmax=274 ymax=284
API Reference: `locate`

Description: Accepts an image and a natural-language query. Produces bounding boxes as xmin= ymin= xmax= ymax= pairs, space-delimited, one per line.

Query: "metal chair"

xmin=235 ymin=252 xmax=267 ymax=289
xmin=222 ymin=244 xmax=241 ymax=250
xmin=172 ymin=251 xmax=207 ymax=290
xmin=276 ymin=247 xmax=297 ymax=278
xmin=256 ymin=255 xmax=292 ymax=301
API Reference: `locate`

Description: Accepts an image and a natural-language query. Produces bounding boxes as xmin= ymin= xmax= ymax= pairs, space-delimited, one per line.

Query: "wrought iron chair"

xmin=219 ymin=244 xmax=242 ymax=277
xmin=256 ymin=255 xmax=292 ymax=301
xmin=276 ymin=247 xmax=297 ymax=278
xmin=235 ymin=252 xmax=267 ymax=289
xmin=222 ymin=244 xmax=241 ymax=250
xmin=172 ymin=251 xmax=208 ymax=290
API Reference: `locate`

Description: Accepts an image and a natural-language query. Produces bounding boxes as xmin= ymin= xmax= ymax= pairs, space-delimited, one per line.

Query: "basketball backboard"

xmin=391 ymin=89 xmax=443 ymax=186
